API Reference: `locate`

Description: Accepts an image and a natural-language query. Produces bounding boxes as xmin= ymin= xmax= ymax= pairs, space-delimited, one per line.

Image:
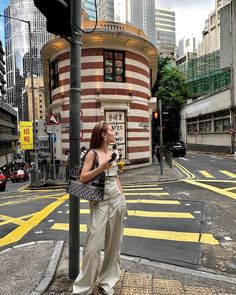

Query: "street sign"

xmin=47 ymin=113 xmax=59 ymax=125
xmin=47 ymin=125 xmax=59 ymax=133
xmin=49 ymin=133 xmax=56 ymax=142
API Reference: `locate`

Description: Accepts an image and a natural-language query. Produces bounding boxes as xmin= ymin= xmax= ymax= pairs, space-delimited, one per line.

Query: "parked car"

xmin=165 ymin=141 xmax=186 ymax=157
xmin=11 ymin=169 xmax=29 ymax=182
xmin=0 ymin=170 xmax=7 ymax=191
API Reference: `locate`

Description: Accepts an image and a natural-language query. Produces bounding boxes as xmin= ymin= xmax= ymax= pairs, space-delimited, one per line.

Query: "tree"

xmin=152 ymin=58 xmax=189 ymax=143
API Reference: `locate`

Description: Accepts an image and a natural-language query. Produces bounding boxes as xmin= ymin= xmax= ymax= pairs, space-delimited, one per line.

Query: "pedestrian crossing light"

xmin=153 ymin=111 xmax=159 ymax=119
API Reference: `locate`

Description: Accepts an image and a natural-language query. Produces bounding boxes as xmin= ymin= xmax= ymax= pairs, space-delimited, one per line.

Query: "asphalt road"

xmin=0 ymin=152 xmax=235 ymax=274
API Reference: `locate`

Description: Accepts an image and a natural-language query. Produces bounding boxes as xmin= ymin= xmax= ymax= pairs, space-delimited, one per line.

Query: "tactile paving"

xmin=121 ymin=272 xmax=153 ymax=294
xmin=153 ymin=278 xmax=184 ymax=295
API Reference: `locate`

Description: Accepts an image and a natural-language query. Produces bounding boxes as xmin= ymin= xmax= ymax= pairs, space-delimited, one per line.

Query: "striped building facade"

xmin=42 ymin=20 xmax=158 ymax=166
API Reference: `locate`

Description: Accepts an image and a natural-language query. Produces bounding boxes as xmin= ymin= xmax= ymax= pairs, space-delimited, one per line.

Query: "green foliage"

xmin=152 ymin=57 xmax=189 ymax=109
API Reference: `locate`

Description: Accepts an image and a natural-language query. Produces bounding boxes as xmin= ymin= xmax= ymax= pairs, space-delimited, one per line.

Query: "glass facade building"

xmin=4 ymin=0 xmax=51 ymax=120
xmin=84 ymin=0 xmax=114 ymax=21
xmin=155 ymin=7 xmax=176 ymax=58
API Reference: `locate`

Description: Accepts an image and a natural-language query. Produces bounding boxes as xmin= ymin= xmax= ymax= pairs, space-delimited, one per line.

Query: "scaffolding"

xmin=177 ymin=50 xmax=231 ymax=98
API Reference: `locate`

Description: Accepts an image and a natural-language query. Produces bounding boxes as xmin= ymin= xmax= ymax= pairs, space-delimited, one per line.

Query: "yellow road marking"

xmin=193 ymin=179 xmax=236 ymax=183
xmin=122 ymin=185 xmax=160 ymax=188
xmin=2 ymin=192 xmax=65 ymax=199
xmin=0 ymin=213 xmax=35 ymax=226
xmin=173 ymin=160 xmax=195 ymax=179
xmin=126 ymin=200 xmax=180 ymax=205
xmin=66 ymin=209 xmax=194 ymax=219
xmin=123 ymin=188 xmax=163 ymax=191
xmin=219 ymin=170 xmax=236 ymax=178
xmin=184 ymin=179 xmax=236 ymax=200
xmin=124 ymin=192 xmax=169 ymax=196
xmin=51 ymin=223 xmax=218 ymax=245
xmin=225 ymin=186 xmax=236 ymax=191
xmin=0 ymin=214 xmax=25 ymax=226
xmin=0 ymin=194 xmax=68 ymax=247
xmin=0 ymin=194 xmax=62 ymax=207
xmin=198 ymin=170 xmax=215 ymax=178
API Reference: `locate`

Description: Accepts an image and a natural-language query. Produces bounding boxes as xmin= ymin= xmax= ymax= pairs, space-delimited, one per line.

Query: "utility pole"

xmin=69 ymin=0 xmax=81 ymax=279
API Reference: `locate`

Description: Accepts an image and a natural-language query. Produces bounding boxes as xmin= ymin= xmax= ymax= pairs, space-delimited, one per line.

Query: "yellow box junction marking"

xmin=66 ymin=209 xmax=194 ymax=219
xmin=198 ymin=170 xmax=215 ymax=178
xmin=184 ymin=179 xmax=236 ymax=200
xmin=0 ymin=213 xmax=35 ymax=226
xmin=0 ymin=194 xmax=68 ymax=247
xmin=51 ymin=223 xmax=218 ymax=245
xmin=219 ymin=170 xmax=236 ymax=178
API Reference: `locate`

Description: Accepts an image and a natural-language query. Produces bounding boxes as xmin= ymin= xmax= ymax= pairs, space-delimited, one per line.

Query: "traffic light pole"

xmin=158 ymin=100 xmax=163 ymax=175
xmin=69 ymin=0 xmax=81 ymax=280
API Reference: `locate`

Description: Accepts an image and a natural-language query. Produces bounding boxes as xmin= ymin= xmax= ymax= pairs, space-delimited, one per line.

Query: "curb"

xmin=29 ymin=241 xmax=64 ymax=295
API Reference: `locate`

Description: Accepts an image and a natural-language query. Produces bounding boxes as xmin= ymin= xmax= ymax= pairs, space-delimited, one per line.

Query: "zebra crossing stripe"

xmin=124 ymin=192 xmax=169 ymax=196
xmin=65 ymin=209 xmax=194 ymax=219
xmin=219 ymin=170 xmax=236 ymax=178
xmin=122 ymin=185 xmax=160 ymax=188
xmin=51 ymin=223 xmax=218 ymax=245
xmin=78 ymin=199 xmax=180 ymax=204
xmin=198 ymin=170 xmax=215 ymax=178
xmin=123 ymin=188 xmax=163 ymax=191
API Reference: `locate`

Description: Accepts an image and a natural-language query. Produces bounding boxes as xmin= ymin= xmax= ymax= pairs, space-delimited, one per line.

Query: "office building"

xmin=198 ymin=0 xmax=230 ymax=56
xmin=155 ymin=6 xmax=176 ymax=59
xmin=4 ymin=0 xmax=51 ymax=120
xmin=84 ymin=0 xmax=114 ymax=21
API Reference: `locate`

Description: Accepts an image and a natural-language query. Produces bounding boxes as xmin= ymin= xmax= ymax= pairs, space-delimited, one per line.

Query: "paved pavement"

xmin=1 ymin=161 xmax=236 ymax=294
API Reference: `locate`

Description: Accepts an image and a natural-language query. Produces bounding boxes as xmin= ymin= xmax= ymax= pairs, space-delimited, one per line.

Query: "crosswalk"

xmin=50 ymin=183 xmax=218 ymax=246
xmin=195 ymin=169 xmax=236 ymax=179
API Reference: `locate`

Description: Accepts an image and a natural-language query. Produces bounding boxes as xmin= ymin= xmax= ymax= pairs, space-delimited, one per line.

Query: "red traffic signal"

xmin=153 ymin=111 xmax=159 ymax=119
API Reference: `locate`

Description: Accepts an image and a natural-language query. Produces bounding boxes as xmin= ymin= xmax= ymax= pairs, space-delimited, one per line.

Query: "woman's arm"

xmin=80 ymin=150 xmax=112 ymax=183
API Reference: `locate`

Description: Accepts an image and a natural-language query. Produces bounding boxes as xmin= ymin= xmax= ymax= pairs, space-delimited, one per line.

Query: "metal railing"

xmin=163 ymin=148 xmax=172 ymax=168
xmin=39 ymin=164 xmax=67 ymax=181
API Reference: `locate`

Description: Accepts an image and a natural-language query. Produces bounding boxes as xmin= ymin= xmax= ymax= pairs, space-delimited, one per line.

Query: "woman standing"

xmin=73 ymin=121 xmax=127 ymax=295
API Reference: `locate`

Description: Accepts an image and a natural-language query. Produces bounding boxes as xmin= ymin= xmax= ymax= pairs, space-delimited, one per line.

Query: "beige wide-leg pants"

xmin=73 ymin=177 xmax=127 ymax=295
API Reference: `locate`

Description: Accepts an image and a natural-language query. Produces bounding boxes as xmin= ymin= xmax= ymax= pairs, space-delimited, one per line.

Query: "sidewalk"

xmin=0 ymin=161 xmax=236 ymax=294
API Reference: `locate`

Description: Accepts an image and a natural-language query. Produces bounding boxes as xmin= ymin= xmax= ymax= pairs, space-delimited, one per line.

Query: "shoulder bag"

xmin=68 ymin=149 xmax=105 ymax=202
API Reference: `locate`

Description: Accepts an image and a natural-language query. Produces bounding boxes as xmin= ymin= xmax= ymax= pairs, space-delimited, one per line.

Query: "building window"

xmin=104 ymin=50 xmax=125 ymax=83
xmin=51 ymin=59 xmax=59 ymax=90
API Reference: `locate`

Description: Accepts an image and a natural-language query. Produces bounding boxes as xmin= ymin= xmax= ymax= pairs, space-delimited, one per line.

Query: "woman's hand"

xmin=99 ymin=160 xmax=113 ymax=173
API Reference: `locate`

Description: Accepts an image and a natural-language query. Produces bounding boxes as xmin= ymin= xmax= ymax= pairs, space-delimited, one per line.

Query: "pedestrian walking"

xmin=73 ymin=121 xmax=127 ymax=295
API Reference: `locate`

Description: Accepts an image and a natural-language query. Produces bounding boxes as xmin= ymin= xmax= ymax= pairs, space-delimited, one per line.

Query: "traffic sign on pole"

xmin=49 ymin=133 xmax=56 ymax=142
xmin=47 ymin=113 xmax=59 ymax=125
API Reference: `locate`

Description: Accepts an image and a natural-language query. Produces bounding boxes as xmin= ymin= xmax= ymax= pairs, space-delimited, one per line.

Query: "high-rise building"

xmin=4 ymin=0 xmax=51 ymax=120
xmin=126 ymin=0 xmax=156 ymax=45
xmin=155 ymin=6 xmax=176 ymax=59
xmin=198 ymin=0 xmax=230 ymax=57
xmin=84 ymin=0 xmax=114 ymax=21
xmin=177 ymin=35 xmax=197 ymax=59
xmin=83 ymin=0 xmax=156 ymax=46
xmin=0 ymin=40 xmax=6 ymax=98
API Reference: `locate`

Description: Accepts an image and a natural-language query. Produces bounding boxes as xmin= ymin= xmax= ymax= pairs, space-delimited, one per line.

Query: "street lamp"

xmin=0 ymin=13 xmax=40 ymax=186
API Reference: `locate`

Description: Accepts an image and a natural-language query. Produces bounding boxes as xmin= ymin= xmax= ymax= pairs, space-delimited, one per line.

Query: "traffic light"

xmin=153 ymin=111 xmax=159 ymax=119
xmin=34 ymin=0 xmax=72 ymax=36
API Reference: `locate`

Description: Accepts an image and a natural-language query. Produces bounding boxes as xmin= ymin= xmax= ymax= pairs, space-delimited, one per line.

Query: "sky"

xmin=0 ymin=0 xmax=215 ymax=46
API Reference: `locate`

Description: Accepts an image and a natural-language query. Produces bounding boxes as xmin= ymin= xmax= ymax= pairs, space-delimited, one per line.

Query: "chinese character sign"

xmin=20 ymin=121 xmax=34 ymax=150
xmin=106 ymin=111 xmax=126 ymax=158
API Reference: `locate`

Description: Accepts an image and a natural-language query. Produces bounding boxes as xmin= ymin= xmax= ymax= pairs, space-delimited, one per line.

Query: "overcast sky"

xmin=157 ymin=0 xmax=215 ymax=44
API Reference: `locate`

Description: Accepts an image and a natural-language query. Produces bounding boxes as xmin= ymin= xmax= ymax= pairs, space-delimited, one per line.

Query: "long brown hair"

xmin=90 ymin=121 xmax=108 ymax=149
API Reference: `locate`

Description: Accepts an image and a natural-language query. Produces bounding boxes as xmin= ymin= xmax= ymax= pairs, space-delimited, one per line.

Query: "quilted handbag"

xmin=68 ymin=150 xmax=105 ymax=202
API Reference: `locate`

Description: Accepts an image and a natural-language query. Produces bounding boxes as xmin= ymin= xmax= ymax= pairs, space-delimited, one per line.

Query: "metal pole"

xmin=229 ymin=1 xmax=235 ymax=154
xmin=28 ymin=21 xmax=40 ymax=185
xmin=0 ymin=14 xmax=39 ymax=186
xmin=69 ymin=0 xmax=81 ymax=280
xmin=159 ymin=100 xmax=163 ymax=175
